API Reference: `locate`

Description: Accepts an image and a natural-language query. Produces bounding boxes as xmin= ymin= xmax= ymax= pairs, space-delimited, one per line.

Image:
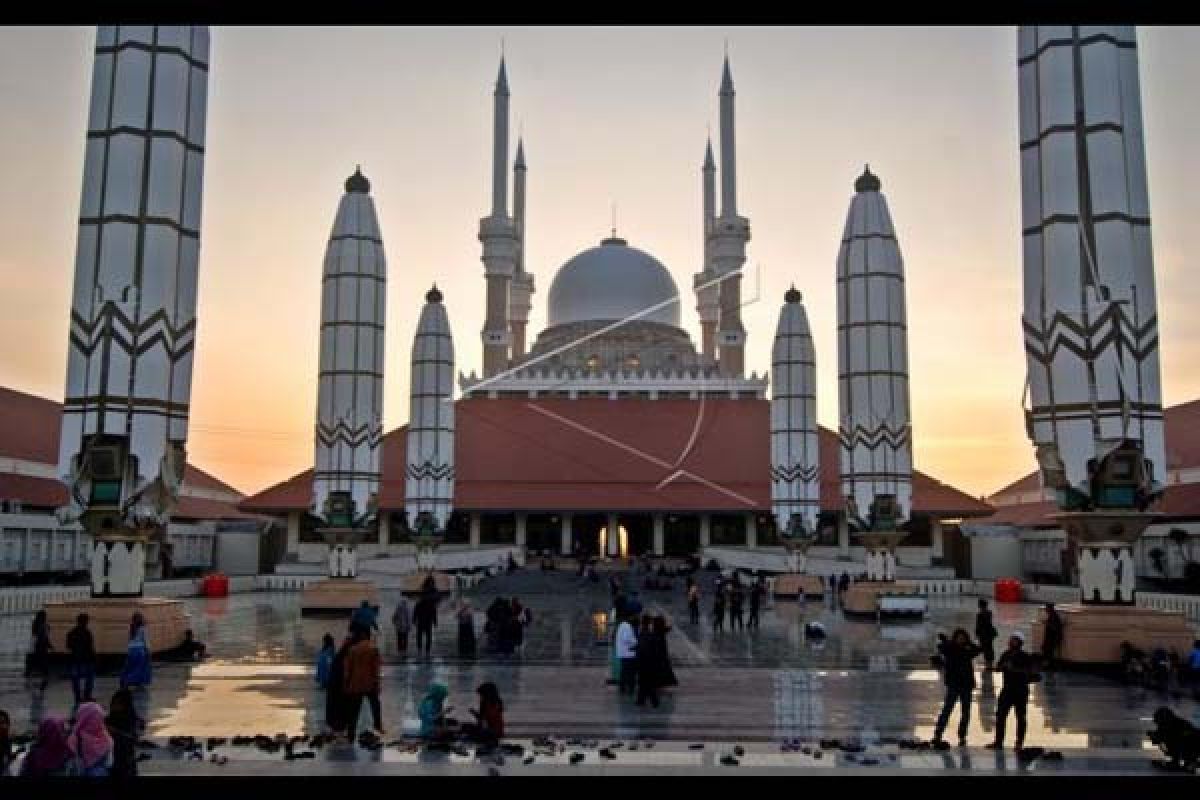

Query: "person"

xmin=1149 ymin=648 xmax=1172 ymax=692
xmin=392 ymin=596 xmax=412 ymax=656
xmin=106 ymin=687 xmax=142 ymax=778
xmin=66 ymin=613 xmax=97 ymax=706
xmin=463 ymin=682 xmax=504 ymax=746
xmin=507 ymin=552 xmax=518 ymax=573
xmin=178 ymin=629 xmax=207 ymax=661
xmin=485 ymin=597 xmax=507 ymax=653
xmin=418 ymin=683 xmax=453 ymax=741
xmin=350 ymin=600 xmax=379 ymax=634
xmin=1120 ymin=641 xmax=1149 ymax=686
xmin=413 ymin=591 xmax=438 ymax=657
xmin=975 ymin=599 xmax=998 ymax=671
xmin=729 ymin=584 xmax=745 ymax=631
xmin=315 ymin=633 xmax=336 ymax=689
xmin=653 ymin=616 xmax=678 ymax=690
xmin=0 ymin=709 xmax=11 ymax=778
xmin=1185 ymin=639 xmax=1200 ymax=689
xmin=609 ymin=574 xmax=621 ymax=605
xmin=748 ymin=579 xmax=765 ymax=630
xmin=804 ymin=620 xmax=827 ymax=640
xmin=931 ymin=629 xmax=982 ymax=748
xmin=457 ymin=601 xmax=476 ymax=659
xmin=838 ymin=572 xmax=850 ymax=597
xmin=712 ymin=586 xmax=726 ymax=634
xmin=26 ymin=610 xmax=52 ymax=691
xmin=20 ymin=716 xmax=72 ymax=777
xmin=67 ymin=702 xmax=114 ymax=777
xmin=1148 ymin=706 xmax=1199 ymax=772
xmin=636 ymin=616 xmax=665 ymax=708
xmin=325 ymin=633 xmax=354 ymax=737
xmin=986 ymin=632 xmax=1039 ymax=751
xmin=1041 ymin=603 xmax=1063 ymax=671
xmin=687 ymin=578 xmax=700 ymax=625
xmin=509 ymin=597 xmax=526 ymax=656
xmin=343 ymin=625 xmax=383 ymax=739
xmin=119 ymin=613 xmax=152 ymax=688
xmin=616 ymin=611 xmax=639 ymax=696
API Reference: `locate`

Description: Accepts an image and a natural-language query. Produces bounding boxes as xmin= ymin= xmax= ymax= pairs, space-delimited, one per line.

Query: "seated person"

xmin=1120 ymin=641 xmax=1148 ymax=685
xmin=179 ymin=629 xmax=206 ymax=660
xmin=461 ymin=682 xmax=504 ymax=746
xmin=1149 ymin=706 xmax=1199 ymax=772
xmin=418 ymin=683 xmax=454 ymax=741
xmin=804 ymin=621 xmax=827 ymax=640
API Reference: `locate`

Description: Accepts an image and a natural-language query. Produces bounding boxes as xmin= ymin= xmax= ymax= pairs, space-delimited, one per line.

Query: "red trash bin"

xmin=994 ymin=578 xmax=1021 ymax=603
xmin=202 ymin=573 xmax=229 ymax=597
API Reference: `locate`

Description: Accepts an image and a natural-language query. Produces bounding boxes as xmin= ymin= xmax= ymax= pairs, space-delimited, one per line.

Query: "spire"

xmin=491 ymin=56 xmax=510 ymax=218
xmin=702 ymin=136 xmax=716 ymax=258
xmin=426 ymin=284 xmax=443 ymax=304
xmin=703 ymin=136 xmax=715 ymax=171
xmin=345 ymin=165 xmax=370 ymax=194
xmin=514 ymin=136 xmax=526 ymax=273
xmin=718 ymin=55 xmax=737 ymax=217
xmin=855 ymin=164 xmax=881 ymax=193
xmin=515 ymin=136 xmax=526 ymax=170
xmin=495 ymin=55 xmax=509 ymax=97
xmin=785 ymin=285 xmax=801 ymax=304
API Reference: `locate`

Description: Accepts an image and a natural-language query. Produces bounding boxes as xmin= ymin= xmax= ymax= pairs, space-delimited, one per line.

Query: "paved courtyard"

xmin=1 ymin=569 xmax=1196 ymax=775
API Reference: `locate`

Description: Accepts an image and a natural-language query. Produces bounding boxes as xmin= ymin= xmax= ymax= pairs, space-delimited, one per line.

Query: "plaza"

xmin=1 ymin=570 xmax=1192 ymax=775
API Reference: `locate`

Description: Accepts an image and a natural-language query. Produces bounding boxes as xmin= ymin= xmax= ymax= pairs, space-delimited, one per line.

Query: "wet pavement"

xmin=1 ymin=569 xmax=1196 ymax=775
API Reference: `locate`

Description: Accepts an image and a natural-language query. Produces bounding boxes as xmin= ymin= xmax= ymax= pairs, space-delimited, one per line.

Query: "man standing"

xmin=1041 ymin=603 xmax=1064 ymax=672
xmin=616 ymin=612 xmax=639 ymax=696
xmin=413 ymin=592 xmax=438 ymax=657
xmin=343 ymin=625 xmax=383 ymax=738
xmin=987 ymin=632 xmax=1039 ymax=751
xmin=687 ymin=578 xmax=700 ymax=625
xmin=66 ymin=613 xmax=96 ymax=706
xmin=748 ymin=578 xmax=766 ymax=630
xmin=392 ymin=596 xmax=412 ymax=656
xmin=975 ymin=599 xmax=998 ymax=671
xmin=730 ymin=584 xmax=745 ymax=632
xmin=931 ymin=629 xmax=981 ymax=748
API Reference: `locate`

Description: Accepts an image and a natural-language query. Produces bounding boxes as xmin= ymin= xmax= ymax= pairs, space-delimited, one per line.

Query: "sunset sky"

xmin=1 ymin=26 xmax=1199 ymax=499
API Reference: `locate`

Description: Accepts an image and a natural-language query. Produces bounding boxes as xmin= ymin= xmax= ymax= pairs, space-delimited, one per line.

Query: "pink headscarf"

xmin=67 ymin=702 xmax=113 ymax=769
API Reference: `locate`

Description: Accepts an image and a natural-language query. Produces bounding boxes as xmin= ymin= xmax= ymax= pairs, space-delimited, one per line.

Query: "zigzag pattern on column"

xmin=838 ymin=423 xmax=911 ymax=451
xmin=406 ymin=461 xmax=455 ymax=481
xmin=69 ymin=306 xmax=197 ymax=361
xmin=314 ymin=421 xmax=383 ymax=450
xmin=769 ymin=465 xmax=818 ymax=484
xmin=1023 ymin=308 xmax=1158 ymax=364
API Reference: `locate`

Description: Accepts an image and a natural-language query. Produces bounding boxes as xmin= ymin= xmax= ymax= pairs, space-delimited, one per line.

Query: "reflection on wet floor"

xmin=0 ymin=571 xmax=1195 ymax=763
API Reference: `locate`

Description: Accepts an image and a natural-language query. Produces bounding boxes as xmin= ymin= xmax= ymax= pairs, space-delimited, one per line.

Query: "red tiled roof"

xmin=241 ymin=396 xmax=993 ymax=518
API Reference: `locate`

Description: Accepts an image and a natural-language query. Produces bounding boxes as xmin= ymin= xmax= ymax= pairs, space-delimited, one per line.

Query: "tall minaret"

xmin=479 ymin=58 xmax=518 ymax=377
xmin=57 ymin=26 xmax=211 ymax=599
xmin=406 ymin=286 xmax=456 ymax=537
xmin=771 ymin=287 xmax=820 ymax=543
xmin=1018 ymin=26 xmax=1165 ymax=604
xmin=509 ymin=137 xmax=535 ymax=360
xmin=694 ymin=137 xmax=719 ymax=360
xmin=710 ymin=56 xmax=751 ymax=377
xmin=836 ymin=166 xmax=912 ymax=552
xmin=312 ymin=168 xmax=387 ymax=577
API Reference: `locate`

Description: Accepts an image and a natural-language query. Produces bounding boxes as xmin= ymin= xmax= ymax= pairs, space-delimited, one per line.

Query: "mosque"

xmin=240 ymin=56 xmax=992 ymax=575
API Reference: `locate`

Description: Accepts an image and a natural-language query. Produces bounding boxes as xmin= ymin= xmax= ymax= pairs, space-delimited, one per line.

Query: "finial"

xmin=785 ymin=285 xmax=802 ymax=304
xmin=515 ymin=136 xmax=526 ymax=169
xmin=345 ymin=165 xmax=370 ymax=194
xmin=854 ymin=164 xmax=881 ymax=193
xmin=611 ymin=202 xmax=617 ymax=239
xmin=426 ymin=284 xmax=443 ymax=304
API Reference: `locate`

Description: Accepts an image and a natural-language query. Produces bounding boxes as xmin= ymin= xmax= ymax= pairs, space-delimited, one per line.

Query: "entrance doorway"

xmin=619 ymin=514 xmax=653 ymax=557
xmin=664 ymin=515 xmax=701 ymax=556
xmin=571 ymin=514 xmax=606 ymax=558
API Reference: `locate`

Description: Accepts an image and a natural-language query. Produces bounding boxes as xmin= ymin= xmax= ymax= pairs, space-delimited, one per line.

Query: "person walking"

xmin=324 ymin=633 xmax=353 ymax=737
xmin=413 ymin=591 xmax=438 ymax=658
xmin=931 ymin=629 xmax=982 ymax=748
xmin=616 ymin=612 xmax=639 ymax=696
xmin=838 ymin=572 xmax=850 ymax=599
xmin=748 ymin=579 xmax=766 ymax=630
xmin=712 ymin=586 xmax=726 ymax=634
xmin=315 ymin=633 xmax=336 ymax=689
xmin=26 ymin=610 xmax=52 ymax=691
xmin=730 ymin=584 xmax=745 ymax=632
xmin=636 ymin=617 xmax=665 ymax=708
xmin=119 ymin=613 xmax=152 ymax=689
xmin=105 ymin=687 xmax=142 ymax=778
xmin=67 ymin=702 xmax=114 ymax=777
xmin=975 ymin=599 xmax=998 ymax=671
xmin=653 ymin=615 xmax=678 ymax=690
xmin=350 ymin=600 xmax=379 ymax=634
xmin=66 ymin=613 xmax=97 ymax=706
xmin=687 ymin=578 xmax=700 ymax=625
xmin=457 ymin=601 xmax=477 ymax=659
xmin=392 ymin=596 xmax=412 ymax=656
xmin=343 ymin=625 xmax=383 ymax=739
xmin=987 ymin=632 xmax=1039 ymax=751
xmin=1041 ymin=603 xmax=1064 ymax=672
xmin=509 ymin=597 xmax=527 ymax=656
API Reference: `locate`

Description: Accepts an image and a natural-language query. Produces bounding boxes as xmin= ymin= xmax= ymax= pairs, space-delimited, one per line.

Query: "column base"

xmin=300 ymin=578 xmax=380 ymax=616
xmin=44 ymin=596 xmax=189 ymax=656
xmin=1031 ymin=603 xmax=1193 ymax=665
xmin=773 ymin=574 xmax=825 ymax=599
xmin=842 ymin=580 xmax=927 ymax=618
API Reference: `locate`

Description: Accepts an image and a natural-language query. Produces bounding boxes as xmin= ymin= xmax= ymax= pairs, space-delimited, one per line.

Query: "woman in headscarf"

xmin=315 ymin=633 xmax=336 ymax=689
xmin=27 ymin=610 xmax=52 ymax=691
xmin=462 ymin=682 xmax=504 ymax=746
xmin=457 ymin=601 xmax=476 ymax=659
xmin=20 ymin=716 xmax=72 ymax=777
xmin=119 ymin=613 xmax=152 ymax=688
xmin=67 ymin=702 xmax=114 ymax=777
xmin=106 ymin=687 xmax=142 ymax=778
xmin=325 ymin=631 xmax=357 ymax=738
xmin=418 ymin=683 xmax=452 ymax=741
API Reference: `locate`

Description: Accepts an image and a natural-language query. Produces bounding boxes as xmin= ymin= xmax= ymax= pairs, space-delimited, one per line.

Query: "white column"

xmin=286 ymin=512 xmax=301 ymax=558
xmin=837 ymin=514 xmax=850 ymax=558
xmin=700 ymin=514 xmax=712 ymax=549
xmin=515 ymin=512 xmax=528 ymax=550
xmin=378 ymin=511 xmax=391 ymax=548
xmin=606 ymin=514 xmax=620 ymax=557
xmin=469 ymin=513 xmax=482 ymax=549
xmin=560 ymin=513 xmax=573 ymax=556
xmin=746 ymin=513 xmax=758 ymax=548
xmin=653 ymin=513 xmax=665 ymax=556
xmin=931 ymin=518 xmax=944 ymax=560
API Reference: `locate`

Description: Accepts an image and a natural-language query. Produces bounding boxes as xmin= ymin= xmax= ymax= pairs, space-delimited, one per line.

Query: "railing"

xmin=255 ymin=574 xmax=323 ymax=592
xmin=1138 ymin=591 xmax=1200 ymax=623
xmin=0 ymin=585 xmax=90 ymax=614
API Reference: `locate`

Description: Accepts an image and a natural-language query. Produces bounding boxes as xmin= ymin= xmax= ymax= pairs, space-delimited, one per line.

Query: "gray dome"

xmin=547 ymin=237 xmax=681 ymax=328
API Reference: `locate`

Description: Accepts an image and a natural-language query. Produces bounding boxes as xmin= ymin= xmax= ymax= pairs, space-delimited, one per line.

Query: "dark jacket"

xmin=974 ymin=610 xmax=996 ymax=642
xmin=413 ymin=596 xmax=438 ymax=629
xmin=997 ymin=648 xmax=1037 ymax=695
xmin=1043 ymin=612 xmax=1064 ymax=648
xmin=343 ymin=639 xmax=382 ymax=695
xmin=67 ymin=625 xmax=97 ymax=666
xmin=106 ymin=712 xmax=141 ymax=777
xmin=938 ymin=638 xmax=981 ymax=689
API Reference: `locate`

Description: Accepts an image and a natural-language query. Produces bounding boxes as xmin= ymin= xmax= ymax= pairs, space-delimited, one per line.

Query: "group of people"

xmin=0 ymin=690 xmax=144 ymax=778
xmin=611 ymin=607 xmax=678 ymax=708
xmin=416 ymin=682 xmax=506 ymax=747
xmin=705 ymin=574 xmax=768 ymax=633
xmin=388 ymin=582 xmax=441 ymax=658
xmin=317 ymin=614 xmax=385 ymax=740
xmin=483 ymin=596 xmax=532 ymax=656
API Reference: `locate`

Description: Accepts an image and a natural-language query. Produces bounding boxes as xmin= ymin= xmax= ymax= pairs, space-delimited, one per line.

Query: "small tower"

xmin=693 ymin=137 xmax=719 ymax=360
xmin=710 ymin=55 xmax=751 ymax=377
xmin=509 ymin=137 xmax=535 ymax=360
xmin=406 ymin=286 xmax=456 ymax=540
xmin=771 ymin=286 xmax=819 ymax=545
xmin=479 ymin=57 xmax=518 ymax=377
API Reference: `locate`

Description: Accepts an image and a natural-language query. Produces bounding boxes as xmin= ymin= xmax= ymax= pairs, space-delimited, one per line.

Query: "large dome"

xmin=546 ymin=237 xmax=681 ymax=328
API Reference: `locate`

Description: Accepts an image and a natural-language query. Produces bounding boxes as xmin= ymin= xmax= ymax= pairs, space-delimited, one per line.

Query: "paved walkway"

xmin=0 ymin=570 xmax=1195 ymax=775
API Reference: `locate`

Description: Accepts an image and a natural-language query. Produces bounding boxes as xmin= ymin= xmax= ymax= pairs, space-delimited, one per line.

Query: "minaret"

xmin=56 ymin=26 xmax=211 ymax=600
xmin=509 ymin=137 xmax=535 ymax=360
xmin=710 ymin=56 xmax=750 ymax=377
xmin=771 ymin=287 xmax=820 ymax=548
xmin=479 ymin=58 xmax=518 ymax=377
xmin=1018 ymin=26 xmax=1166 ymax=605
xmin=311 ymin=167 xmax=387 ymax=581
xmin=406 ymin=286 xmax=456 ymax=539
xmin=836 ymin=166 xmax=912 ymax=581
xmin=694 ymin=137 xmax=719 ymax=360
